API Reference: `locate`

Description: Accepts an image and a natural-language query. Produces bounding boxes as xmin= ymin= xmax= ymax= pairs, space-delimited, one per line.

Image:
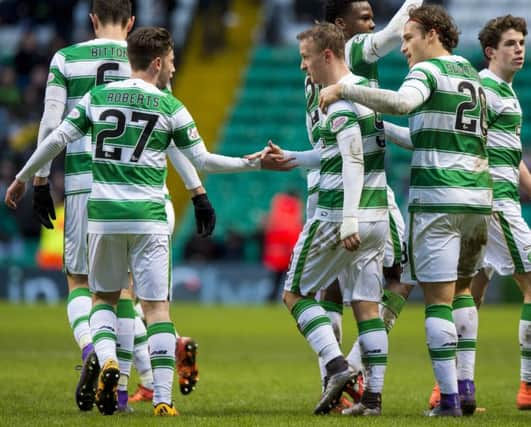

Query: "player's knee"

xmin=383 ymin=264 xmax=401 ymax=285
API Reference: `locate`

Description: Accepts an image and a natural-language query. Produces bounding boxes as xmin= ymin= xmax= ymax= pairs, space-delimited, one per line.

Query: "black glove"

xmin=192 ymin=193 xmax=216 ymax=237
xmin=33 ymin=183 xmax=56 ymax=229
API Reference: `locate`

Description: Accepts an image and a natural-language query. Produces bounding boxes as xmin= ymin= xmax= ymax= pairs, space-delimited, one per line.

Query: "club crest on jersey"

xmin=47 ymin=72 xmax=55 ymax=83
xmin=187 ymin=126 xmax=200 ymax=141
xmin=69 ymin=109 xmax=81 ymax=119
xmin=331 ymin=116 xmax=348 ymax=133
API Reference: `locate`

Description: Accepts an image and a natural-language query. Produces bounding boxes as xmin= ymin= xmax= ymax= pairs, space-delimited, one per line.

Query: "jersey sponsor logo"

xmin=331 ymin=116 xmax=348 ymax=133
xmin=187 ymin=126 xmax=200 ymax=141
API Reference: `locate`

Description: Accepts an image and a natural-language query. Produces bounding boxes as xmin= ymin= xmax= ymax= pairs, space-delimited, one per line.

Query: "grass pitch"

xmin=0 ymin=302 xmax=528 ymax=426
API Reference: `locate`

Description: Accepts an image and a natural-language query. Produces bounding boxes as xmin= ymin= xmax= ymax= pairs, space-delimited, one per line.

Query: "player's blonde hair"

xmin=297 ymin=22 xmax=345 ymax=58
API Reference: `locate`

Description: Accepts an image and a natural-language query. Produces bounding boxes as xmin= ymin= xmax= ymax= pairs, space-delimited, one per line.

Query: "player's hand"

xmin=319 ymin=83 xmax=343 ymax=113
xmin=33 ymin=183 xmax=56 ymax=229
xmin=5 ymin=179 xmax=27 ymax=210
xmin=245 ymin=140 xmax=282 ymax=160
xmin=192 ymin=193 xmax=216 ymax=237
xmin=340 ymin=217 xmax=361 ymax=251
xmin=259 ymin=141 xmax=297 ymax=171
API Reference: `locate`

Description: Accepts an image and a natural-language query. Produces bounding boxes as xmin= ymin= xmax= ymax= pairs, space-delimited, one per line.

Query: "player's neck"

xmin=95 ymin=25 xmax=128 ymax=41
xmin=131 ymin=70 xmax=159 ymax=87
xmin=323 ymin=62 xmax=351 ymax=87
xmin=488 ymin=63 xmax=516 ymax=84
xmin=425 ymin=44 xmax=451 ymax=61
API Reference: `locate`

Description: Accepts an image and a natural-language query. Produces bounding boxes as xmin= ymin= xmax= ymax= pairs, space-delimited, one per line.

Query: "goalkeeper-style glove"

xmin=33 ymin=183 xmax=56 ymax=229
xmin=192 ymin=193 xmax=216 ymax=237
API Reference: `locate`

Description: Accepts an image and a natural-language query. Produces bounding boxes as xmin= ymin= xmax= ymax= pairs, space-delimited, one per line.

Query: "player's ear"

xmin=153 ymin=56 xmax=162 ymax=71
xmin=484 ymin=46 xmax=495 ymax=61
xmin=334 ymin=17 xmax=346 ymax=32
xmin=89 ymin=13 xmax=99 ymax=31
xmin=126 ymin=16 xmax=136 ymax=33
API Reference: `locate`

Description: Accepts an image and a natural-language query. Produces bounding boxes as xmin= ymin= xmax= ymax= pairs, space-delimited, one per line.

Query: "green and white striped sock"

xmin=520 ymin=303 xmax=531 ymax=382
xmin=147 ymin=322 xmax=176 ymax=406
xmin=291 ymin=298 xmax=342 ymax=366
xmin=380 ymin=289 xmax=406 ymax=333
xmin=358 ymin=318 xmax=388 ymax=393
xmin=67 ymin=288 xmax=92 ymax=350
xmin=116 ymin=298 xmax=136 ymax=391
xmin=453 ymin=295 xmax=477 ymax=381
xmin=425 ymin=304 xmax=458 ymax=395
xmin=90 ymin=303 xmax=118 ymax=366
xmin=133 ymin=315 xmax=153 ymax=389
xmin=318 ymin=300 xmax=343 ymax=386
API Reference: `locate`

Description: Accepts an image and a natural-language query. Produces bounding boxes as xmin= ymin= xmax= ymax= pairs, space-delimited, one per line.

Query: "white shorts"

xmin=64 ymin=192 xmax=89 ymax=275
xmin=482 ymin=206 xmax=531 ymax=278
xmin=88 ymin=233 xmax=171 ymax=301
xmin=384 ymin=196 xmax=406 ymax=268
xmin=284 ymin=220 xmax=356 ymax=296
xmin=339 ymin=221 xmax=387 ymax=303
xmin=403 ymin=212 xmax=488 ymax=283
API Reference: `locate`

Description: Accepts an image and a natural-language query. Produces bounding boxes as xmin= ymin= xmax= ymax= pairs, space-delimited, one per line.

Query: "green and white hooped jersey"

xmin=402 ymin=56 xmax=492 ymax=214
xmin=345 ymin=32 xmax=398 ymax=209
xmin=345 ymin=33 xmax=379 ymax=88
xmin=63 ymin=78 xmax=201 ymax=234
xmin=46 ymin=38 xmax=131 ymax=195
xmin=315 ymin=73 xmax=388 ymax=223
xmin=479 ymin=69 xmax=522 ymax=211
xmin=304 ymin=75 xmax=321 ymax=209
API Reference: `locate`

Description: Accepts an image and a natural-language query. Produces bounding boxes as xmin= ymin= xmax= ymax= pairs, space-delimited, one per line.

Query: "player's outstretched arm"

xmin=5 ymin=95 xmax=91 ymax=211
xmin=167 ymin=144 xmax=202 ymax=190
xmin=320 ymin=81 xmax=425 ymax=115
xmin=338 ymin=125 xmax=363 ymax=252
xmin=171 ymin=107 xmax=262 ymax=173
xmin=519 ymin=160 xmax=531 ymax=197
xmin=5 ymin=127 xmax=77 ymax=210
xmin=364 ymin=0 xmax=423 ymax=63
xmin=244 ymin=141 xmax=298 ymax=171
xmin=383 ymin=121 xmax=414 ymax=150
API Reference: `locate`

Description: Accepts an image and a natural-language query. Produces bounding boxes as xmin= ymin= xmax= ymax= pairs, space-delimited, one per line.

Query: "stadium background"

xmin=0 ymin=0 xmax=529 ymax=304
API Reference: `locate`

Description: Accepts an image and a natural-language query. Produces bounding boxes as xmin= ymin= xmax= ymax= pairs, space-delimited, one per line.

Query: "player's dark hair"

xmin=408 ymin=5 xmax=459 ymax=53
xmin=127 ymin=27 xmax=174 ymax=71
xmin=479 ymin=15 xmax=527 ymax=60
xmin=91 ymin=0 xmax=132 ymax=27
xmin=324 ymin=0 xmax=366 ymax=23
xmin=297 ymin=22 xmax=345 ymax=58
